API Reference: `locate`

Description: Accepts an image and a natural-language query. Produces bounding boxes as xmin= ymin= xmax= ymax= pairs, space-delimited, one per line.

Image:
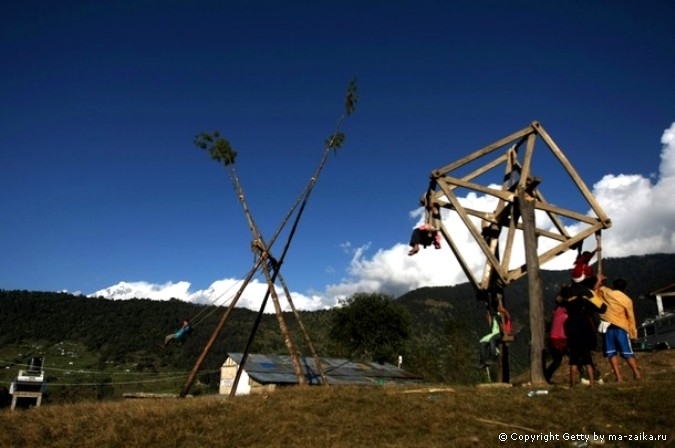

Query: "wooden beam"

xmin=533 ymin=122 xmax=611 ymax=228
xmin=528 ymin=200 xmax=603 ymax=225
xmin=517 ymin=133 xmax=537 ymax=191
xmin=479 ymin=221 xmax=501 ymax=289
xmin=458 ymin=206 xmax=497 ymax=222
xmin=433 ymin=124 xmax=535 ymax=176
xmin=501 ymin=204 xmax=519 ymax=278
xmin=531 ymin=188 xmax=570 ymax=238
xmin=436 ymin=182 xmax=509 ymax=282
xmin=438 ymin=177 xmax=515 ymax=202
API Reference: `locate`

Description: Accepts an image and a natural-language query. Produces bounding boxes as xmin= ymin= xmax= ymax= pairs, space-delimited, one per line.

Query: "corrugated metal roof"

xmin=225 ymin=353 xmax=424 ymax=386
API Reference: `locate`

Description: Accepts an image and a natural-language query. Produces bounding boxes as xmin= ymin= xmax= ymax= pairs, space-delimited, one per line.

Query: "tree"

xmin=329 ymin=292 xmax=411 ymax=364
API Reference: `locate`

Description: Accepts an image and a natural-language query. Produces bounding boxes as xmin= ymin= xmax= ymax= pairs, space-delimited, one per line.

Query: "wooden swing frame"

xmin=423 ymin=121 xmax=611 ymax=384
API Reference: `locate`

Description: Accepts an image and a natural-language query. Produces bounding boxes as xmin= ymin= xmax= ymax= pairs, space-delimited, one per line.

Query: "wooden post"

xmin=499 ymin=343 xmax=510 ymax=383
xmin=179 ymin=259 xmax=263 ymax=398
xmin=518 ymin=188 xmax=546 ymax=385
xmin=595 ymin=231 xmax=603 ymax=276
xmin=494 ymin=291 xmax=511 ymax=384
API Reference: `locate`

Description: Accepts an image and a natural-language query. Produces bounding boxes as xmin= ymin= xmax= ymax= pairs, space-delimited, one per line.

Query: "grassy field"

xmin=1 ymin=350 xmax=673 ymax=447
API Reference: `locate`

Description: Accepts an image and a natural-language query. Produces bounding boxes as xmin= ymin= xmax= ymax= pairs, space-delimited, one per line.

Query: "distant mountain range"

xmin=86 ymin=253 xmax=675 ymax=317
xmin=89 ymin=281 xmax=138 ymax=300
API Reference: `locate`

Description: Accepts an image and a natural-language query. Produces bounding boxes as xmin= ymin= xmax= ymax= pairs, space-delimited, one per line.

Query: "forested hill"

xmin=0 ymin=290 xmax=327 ymax=375
xmin=394 ymin=253 xmax=674 ymax=381
xmin=0 ymin=253 xmax=672 ymax=389
xmin=397 ymin=252 xmax=674 ymax=327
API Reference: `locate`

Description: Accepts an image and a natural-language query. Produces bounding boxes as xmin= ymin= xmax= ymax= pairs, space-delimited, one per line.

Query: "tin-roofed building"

xmin=220 ymin=353 xmax=424 ymax=395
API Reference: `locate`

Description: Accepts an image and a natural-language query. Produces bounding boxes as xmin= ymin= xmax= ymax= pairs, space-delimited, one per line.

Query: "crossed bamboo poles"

xmin=180 ymin=80 xmax=357 ymax=397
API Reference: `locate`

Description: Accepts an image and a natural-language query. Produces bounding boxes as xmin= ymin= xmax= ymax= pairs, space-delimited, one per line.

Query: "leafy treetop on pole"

xmin=194 ymin=131 xmax=237 ymax=166
xmin=326 ymin=77 xmax=358 ymax=154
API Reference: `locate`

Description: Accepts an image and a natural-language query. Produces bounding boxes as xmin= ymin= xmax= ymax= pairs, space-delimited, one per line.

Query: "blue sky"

xmin=2 ymin=1 xmax=674 ymax=311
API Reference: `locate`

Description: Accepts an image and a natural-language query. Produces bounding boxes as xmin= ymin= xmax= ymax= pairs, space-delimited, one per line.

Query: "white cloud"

xmin=591 ymin=122 xmax=675 ymax=256
xmin=92 ymin=122 xmax=675 ymax=312
xmin=325 ymin=193 xmax=567 ymax=300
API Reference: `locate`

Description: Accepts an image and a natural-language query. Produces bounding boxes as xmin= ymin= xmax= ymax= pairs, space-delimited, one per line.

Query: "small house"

xmin=220 ymin=353 xmax=424 ymax=396
xmin=636 ymin=283 xmax=675 ymax=350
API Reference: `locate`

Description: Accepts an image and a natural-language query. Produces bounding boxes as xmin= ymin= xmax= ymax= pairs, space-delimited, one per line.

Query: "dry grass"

xmin=1 ymin=351 xmax=674 ymax=448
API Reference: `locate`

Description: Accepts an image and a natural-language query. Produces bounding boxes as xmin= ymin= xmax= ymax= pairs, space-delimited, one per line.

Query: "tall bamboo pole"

xmin=179 ymin=258 xmax=263 ymax=398
xmin=185 ymin=79 xmax=358 ymax=397
xmin=228 ymin=166 xmax=306 ymax=385
xmin=229 ymin=79 xmax=357 ymax=395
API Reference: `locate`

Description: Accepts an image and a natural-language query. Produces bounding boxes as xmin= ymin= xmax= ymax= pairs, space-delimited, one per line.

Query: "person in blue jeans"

xmin=597 ymin=277 xmax=641 ymax=382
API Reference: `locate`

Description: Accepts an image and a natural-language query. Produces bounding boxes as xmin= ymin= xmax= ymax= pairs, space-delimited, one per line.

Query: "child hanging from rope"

xmin=408 ymin=198 xmax=441 ymax=256
xmin=161 ymin=319 xmax=193 ymax=349
xmin=408 ymin=226 xmax=441 ymax=255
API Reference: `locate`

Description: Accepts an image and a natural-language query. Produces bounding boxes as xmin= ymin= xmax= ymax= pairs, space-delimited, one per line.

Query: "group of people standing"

xmin=407 ymin=194 xmax=643 ymax=386
xmin=545 ymin=247 xmax=641 ymax=386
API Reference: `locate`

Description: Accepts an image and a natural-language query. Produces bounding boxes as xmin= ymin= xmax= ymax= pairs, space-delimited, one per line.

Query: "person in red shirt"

xmin=571 ymin=246 xmax=600 ymax=283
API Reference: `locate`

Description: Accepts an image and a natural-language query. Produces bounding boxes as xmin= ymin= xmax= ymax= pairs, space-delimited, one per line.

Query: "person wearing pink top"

xmin=545 ymin=293 xmax=569 ymax=383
